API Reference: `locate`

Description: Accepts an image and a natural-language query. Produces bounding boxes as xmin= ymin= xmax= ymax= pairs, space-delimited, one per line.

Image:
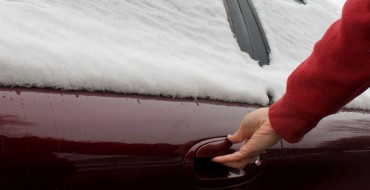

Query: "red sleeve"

xmin=269 ymin=0 xmax=370 ymax=143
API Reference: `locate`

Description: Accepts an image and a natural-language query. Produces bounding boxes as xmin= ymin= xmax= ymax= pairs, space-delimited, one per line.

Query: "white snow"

xmin=327 ymin=0 xmax=347 ymax=8
xmin=0 ymin=0 xmax=369 ymax=109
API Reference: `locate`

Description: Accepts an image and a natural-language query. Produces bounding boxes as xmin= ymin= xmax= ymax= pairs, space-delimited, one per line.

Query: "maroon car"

xmin=1 ymin=0 xmax=370 ymax=190
xmin=1 ymin=87 xmax=370 ymax=190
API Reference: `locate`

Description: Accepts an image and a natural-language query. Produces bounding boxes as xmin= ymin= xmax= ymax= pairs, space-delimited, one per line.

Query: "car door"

xmin=280 ymin=112 xmax=370 ymax=190
xmin=0 ymin=87 xmax=283 ymax=190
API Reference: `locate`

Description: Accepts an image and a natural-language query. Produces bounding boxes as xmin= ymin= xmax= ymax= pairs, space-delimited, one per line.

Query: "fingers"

xmin=238 ymin=123 xmax=280 ymax=157
xmin=213 ymin=121 xmax=281 ymax=170
xmin=212 ymin=151 xmax=243 ymax=163
xmin=227 ymin=118 xmax=250 ymax=144
xmin=212 ymin=151 xmax=254 ymax=170
xmin=213 ymin=138 xmax=261 ymax=164
xmin=227 ymin=132 xmax=247 ymax=144
xmin=228 ymin=108 xmax=269 ymax=144
xmin=227 ymin=112 xmax=256 ymax=144
xmin=213 ymin=108 xmax=277 ymax=170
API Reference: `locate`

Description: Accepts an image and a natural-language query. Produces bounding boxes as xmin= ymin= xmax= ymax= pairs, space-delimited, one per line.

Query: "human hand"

xmin=212 ymin=108 xmax=281 ymax=170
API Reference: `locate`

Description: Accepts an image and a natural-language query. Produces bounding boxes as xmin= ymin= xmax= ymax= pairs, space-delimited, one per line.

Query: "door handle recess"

xmin=183 ymin=137 xmax=265 ymax=188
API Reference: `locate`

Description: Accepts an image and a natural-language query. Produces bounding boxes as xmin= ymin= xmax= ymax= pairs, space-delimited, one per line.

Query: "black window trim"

xmin=224 ymin=0 xmax=270 ymax=66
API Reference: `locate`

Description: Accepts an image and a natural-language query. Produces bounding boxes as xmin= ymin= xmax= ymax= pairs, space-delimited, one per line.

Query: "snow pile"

xmin=0 ymin=0 xmax=268 ymax=104
xmin=328 ymin=0 xmax=347 ymax=8
xmin=0 ymin=0 xmax=369 ymax=109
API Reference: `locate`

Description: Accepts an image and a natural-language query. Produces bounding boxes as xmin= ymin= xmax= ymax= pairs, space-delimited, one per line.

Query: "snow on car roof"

xmin=0 ymin=0 xmax=369 ymax=109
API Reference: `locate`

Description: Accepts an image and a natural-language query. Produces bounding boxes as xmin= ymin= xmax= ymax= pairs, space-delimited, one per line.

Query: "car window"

xmin=224 ymin=0 xmax=270 ymax=66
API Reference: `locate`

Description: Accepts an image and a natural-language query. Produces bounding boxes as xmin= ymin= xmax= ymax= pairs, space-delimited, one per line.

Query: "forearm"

xmin=269 ymin=0 xmax=370 ymax=143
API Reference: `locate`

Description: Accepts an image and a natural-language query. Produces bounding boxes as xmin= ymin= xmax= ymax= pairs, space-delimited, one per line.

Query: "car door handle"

xmin=194 ymin=139 xmax=245 ymax=180
xmin=183 ymin=137 xmax=265 ymax=188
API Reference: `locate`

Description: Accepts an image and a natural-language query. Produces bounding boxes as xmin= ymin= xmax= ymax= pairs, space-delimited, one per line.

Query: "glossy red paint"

xmin=281 ymin=112 xmax=370 ymax=190
xmin=0 ymin=87 xmax=282 ymax=189
xmin=1 ymin=87 xmax=370 ymax=190
xmin=0 ymin=87 xmax=256 ymax=144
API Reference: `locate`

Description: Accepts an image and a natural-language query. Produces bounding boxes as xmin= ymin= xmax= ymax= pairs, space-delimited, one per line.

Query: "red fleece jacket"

xmin=269 ymin=0 xmax=370 ymax=143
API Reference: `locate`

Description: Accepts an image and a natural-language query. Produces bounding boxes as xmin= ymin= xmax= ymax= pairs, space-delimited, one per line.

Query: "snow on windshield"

xmin=0 ymin=0 xmax=369 ymax=109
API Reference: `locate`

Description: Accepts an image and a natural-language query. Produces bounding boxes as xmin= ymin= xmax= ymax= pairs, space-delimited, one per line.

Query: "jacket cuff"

xmin=269 ymin=96 xmax=320 ymax=143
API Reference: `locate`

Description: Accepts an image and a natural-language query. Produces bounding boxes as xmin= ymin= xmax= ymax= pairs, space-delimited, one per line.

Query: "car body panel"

xmin=0 ymin=87 xmax=282 ymax=189
xmin=281 ymin=112 xmax=370 ymax=190
xmin=1 ymin=87 xmax=370 ymax=189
